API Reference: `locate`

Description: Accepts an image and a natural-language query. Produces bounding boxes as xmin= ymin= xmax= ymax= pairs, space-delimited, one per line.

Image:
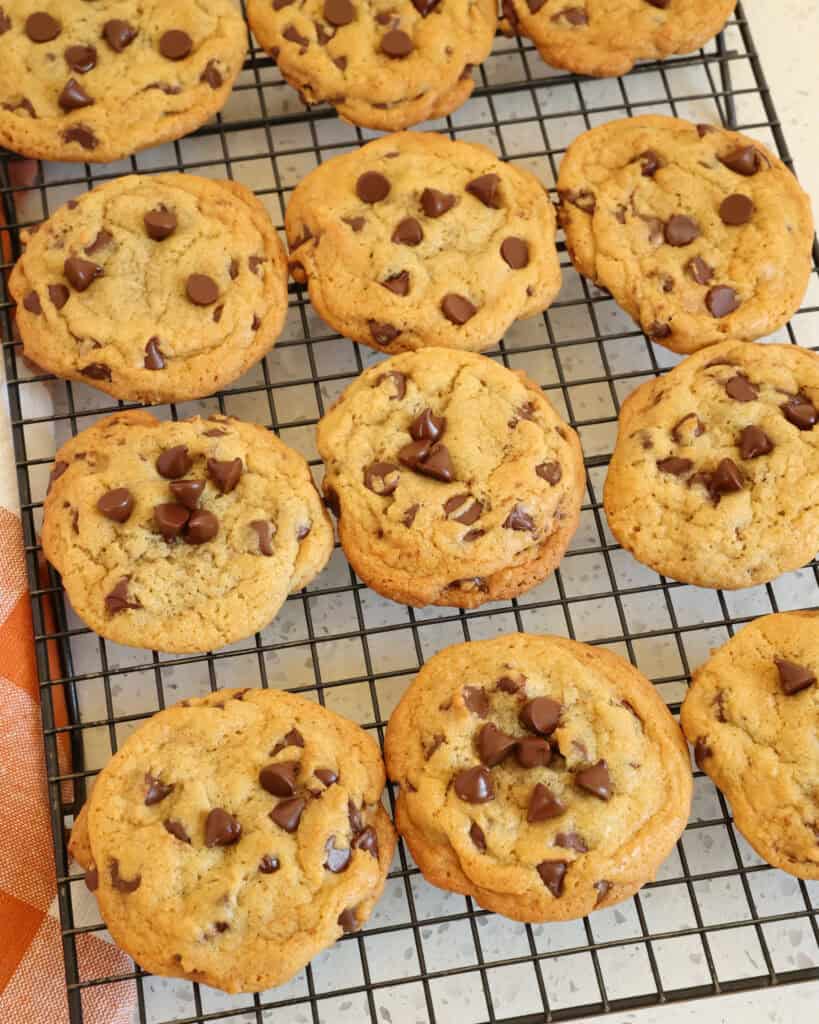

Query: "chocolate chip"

xmin=671 ymin=413 xmax=705 ymax=445
xmin=84 ymin=866 xmax=99 ymax=891
xmin=0 ymin=9 xmax=8 ymax=34
xmin=270 ymin=797 xmax=306 ymax=832
xmin=392 ymin=217 xmax=423 ymax=246
xmin=441 ymin=294 xmax=476 ymax=325
xmin=356 ymin=171 xmax=390 ymax=203
xmin=62 ymin=125 xmax=97 ymax=149
xmin=496 ymin=674 xmax=525 ymax=695
xmin=563 ymin=188 xmax=596 ymax=213
xmin=476 ymin=723 xmax=517 ymax=767
xmin=65 ymin=46 xmax=97 ymax=74
xmin=352 ymin=826 xmax=379 ymax=858
xmin=338 ymin=908 xmax=358 ymax=933
xmin=154 ymin=502 xmax=189 ymax=541
xmin=693 ymin=737 xmax=712 ymax=770
xmin=536 ymin=461 xmax=562 ymax=485
xmin=80 ymin=363 xmax=111 ymax=382
xmin=259 ymin=854 xmax=280 ymax=873
xmin=519 ymin=697 xmax=560 ymax=736
xmin=260 ymin=760 xmax=299 ymax=797
xmin=103 ymin=19 xmax=138 ymax=51
xmin=737 ymin=425 xmax=773 ymax=459
xmin=725 ymin=374 xmax=757 ymax=402
xmin=664 ymin=215 xmax=699 ymax=247
xmin=139 ymin=337 xmax=165 ymax=370
xmin=144 ymin=208 xmax=177 ymax=241
xmin=594 ymin=879 xmax=611 ymax=905
xmin=420 ymin=189 xmax=457 ymax=221
xmin=381 ymin=28 xmax=413 ymax=57
xmin=110 ymin=859 xmax=141 ymax=893
xmin=719 ymin=146 xmax=762 ymax=176
xmin=315 ymin=768 xmax=338 ymax=787
xmin=157 ymin=446 xmax=192 ymax=479
xmin=144 ymin=773 xmax=174 ymax=805
xmin=23 ymin=291 xmax=42 ymax=315
xmin=775 ymin=658 xmax=816 ymax=696
xmin=369 ymin=320 xmax=401 ymax=346
xmin=444 ymin=494 xmax=482 ymax=525
xmin=105 ymin=577 xmax=140 ymax=614
xmin=500 ymin=237 xmax=529 ymax=269
xmin=324 ymin=486 xmax=341 ymax=518
xmin=781 ymin=394 xmax=818 ymax=430
xmin=200 ymin=60 xmax=222 ymax=88
xmin=97 ymin=488 xmax=134 ymax=523
xmin=342 ymin=215 xmax=365 ymax=234
xmin=466 ymin=174 xmax=501 ymax=208
xmin=348 ymin=800 xmax=364 ymax=834
xmin=271 ymin=728 xmax=304 ymax=755
xmin=162 ymin=818 xmax=190 ymax=843
xmin=186 ymin=274 xmax=219 ymax=306
xmin=382 ymin=271 xmax=410 ymax=295
xmin=555 ymin=832 xmax=588 ymax=853
xmin=250 ymin=520 xmax=275 ymax=556
xmin=48 ymin=461 xmax=68 ymax=493
xmin=719 ymin=193 xmax=754 ymax=226
xmin=410 ymin=408 xmax=445 ymax=442
xmin=686 ymin=256 xmax=714 ymax=285
xmin=469 ymin=821 xmax=486 ymax=851
xmin=64 ymin=256 xmax=101 ymax=292
xmin=205 ymin=808 xmax=242 ymax=847
xmin=503 ymin=504 xmax=535 ymax=531
xmin=453 ymin=766 xmax=494 ymax=803
xmin=657 ymin=456 xmax=693 ymax=477
xmin=528 ymin=783 xmax=567 ymax=822
xmin=249 ymin=255 xmax=265 ymax=276
xmin=637 ymin=149 xmax=661 ymax=176
xmin=160 ymin=30 xmax=192 ymax=60
xmin=324 ymin=0 xmax=356 ymax=24
xmin=398 ymin=440 xmax=455 ymax=482
xmin=647 ymin=321 xmax=671 ymax=341
xmin=515 ymin=736 xmax=551 ymax=769
xmin=551 ymin=5 xmax=587 ymax=23
xmin=325 ymin=836 xmax=352 ymax=873
xmin=184 ymin=509 xmax=219 ymax=545
xmin=706 ymin=283 xmax=740 ymax=317
xmin=84 ymin=230 xmax=112 ymax=257
xmin=59 ymin=77 xmax=94 ymax=111
xmin=207 ymin=458 xmax=242 ymax=494
xmin=575 ymin=760 xmax=611 ymax=799
xmin=25 ymin=12 xmax=60 ymax=43
xmin=363 ymin=461 xmax=400 ymax=496
xmin=402 ymin=504 xmax=419 ymax=527
xmin=537 ymin=860 xmax=567 ymax=897
xmin=462 ymin=686 xmax=489 ymax=718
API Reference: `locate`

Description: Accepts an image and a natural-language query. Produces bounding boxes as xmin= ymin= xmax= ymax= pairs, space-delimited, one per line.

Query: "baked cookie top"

xmin=680 ymin=611 xmax=819 ymax=879
xmin=0 ymin=0 xmax=247 ymax=162
xmin=557 ymin=116 xmax=813 ymax=354
xmin=10 ymin=174 xmax=288 ymax=405
xmin=316 ymin=350 xmax=585 ymax=607
xmin=69 ymin=688 xmax=396 ymax=993
xmin=501 ymin=0 xmax=736 ymax=78
xmin=286 ymin=131 xmax=562 ymax=354
xmin=42 ymin=411 xmax=333 ymax=653
xmin=247 ymin=0 xmax=496 ymax=131
xmin=604 ymin=340 xmax=819 ymax=589
xmin=385 ymin=634 xmax=692 ymax=922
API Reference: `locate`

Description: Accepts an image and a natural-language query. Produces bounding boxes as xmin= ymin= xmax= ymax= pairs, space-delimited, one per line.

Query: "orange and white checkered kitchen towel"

xmin=0 ymin=165 xmax=136 ymax=1024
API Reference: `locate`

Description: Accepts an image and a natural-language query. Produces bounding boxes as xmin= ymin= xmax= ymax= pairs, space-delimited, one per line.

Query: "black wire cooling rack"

xmin=2 ymin=3 xmax=818 ymax=1023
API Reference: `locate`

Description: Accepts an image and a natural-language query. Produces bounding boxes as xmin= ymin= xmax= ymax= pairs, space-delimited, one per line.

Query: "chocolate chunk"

xmin=657 ymin=456 xmax=693 ymax=476
xmin=324 ymin=0 xmax=356 ymax=25
xmin=420 ymin=188 xmax=456 ymax=219
xmin=142 ymin=337 xmax=166 ymax=370
xmin=775 ymin=658 xmax=816 ymax=696
xmin=184 ymin=509 xmax=219 ymax=545
xmin=271 ymin=728 xmax=305 ymax=755
xmin=503 ymin=504 xmax=535 ymax=531
xmin=686 ymin=256 xmax=714 ymax=285
xmin=664 ymin=215 xmax=700 ymax=247
xmin=64 ymin=256 xmax=101 ymax=292
xmin=65 ymin=46 xmax=97 ymax=74
xmin=369 ymin=320 xmax=400 ymax=345
xmin=157 ymin=446 xmax=192 ymax=479
xmin=555 ymin=831 xmax=588 ymax=853
xmin=719 ymin=146 xmax=762 ymax=176
xmin=97 ymin=488 xmax=133 ymax=523
xmin=23 ymin=291 xmax=42 ymax=315
xmin=719 ymin=193 xmax=754 ymax=226
xmin=205 ymin=808 xmax=242 ymax=847
xmin=737 ymin=425 xmax=773 ymax=459
xmin=84 ymin=866 xmax=98 ymax=891
xmin=144 ymin=773 xmax=174 ymax=805
xmin=270 ymin=797 xmax=306 ymax=832
xmin=160 ymin=30 xmax=192 ymax=60
xmin=693 ymin=737 xmax=712 ymax=770
xmin=105 ymin=577 xmax=140 ymax=614
xmin=314 ymin=768 xmax=338 ymax=787
xmin=338 ymin=908 xmax=358 ymax=933
xmin=594 ymin=879 xmax=611 ymax=905
xmin=154 ymin=503 xmax=189 ymax=541
xmin=49 ymin=285 xmax=70 ymax=309
xmin=528 ymin=783 xmax=567 ymax=822
xmin=637 ymin=149 xmax=661 ymax=176
xmin=352 ymin=826 xmax=379 ymax=858
xmin=410 ymin=408 xmax=445 ymax=442
xmin=163 ymin=819 xmax=191 ymax=843
xmin=706 ymin=285 xmax=740 ymax=317
xmin=469 ymin=821 xmax=486 ymax=852
xmin=381 ymin=29 xmax=413 ymax=57
xmin=724 ymin=373 xmax=757 ymax=402
xmin=477 ymin=723 xmax=517 ymax=767
xmin=186 ymin=274 xmax=219 ymax=306
xmin=781 ymin=394 xmax=818 ymax=430
xmin=25 ymin=12 xmax=60 ymax=43
xmin=110 ymin=859 xmax=141 ymax=893
xmin=537 ymin=860 xmax=567 ymax=897
xmin=519 ymin=697 xmax=561 ymax=736
xmin=364 ymin=461 xmax=400 ymax=496
xmin=536 ymin=460 xmax=561 ymax=484
xmin=453 ymin=766 xmax=494 ymax=803
xmin=325 ymin=836 xmax=352 ymax=872
xmin=382 ymin=271 xmax=410 ymax=296
xmin=259 ymin=854 xmax=280 ymax=873
xmin=710 ymin=458 xmax=743 ymax=496
xmin=144 ymin=208 xmax=177 ymax=241
xmin=250 ymin=520 xmax=275 ymax=556
xmin=441 ymin=293 xmax=476 ymax=325
xmin=356 ymin=171 xmax=390 ymax=203
xmin=62 ymin=125 xmax=97 ymax=149
xmin=260 ymin=761 xmax=299 ymax=796
xmin=392 ymin=217 xmax=423 ymax=246
xmin=207 ymin=457 xmax=242 ymax=494
xmin=516 ymin=736 xmax=552 ymax=769
xmin=402 ymin=504 xmax=419 ymax=527
xmin=343 ymin=215 xmax=364 ymax=230
xmin=466 ymin=174 xmax=501 ymax=208
xmin=80 ymin=363 xmax=111 ymax=381
xmin=671 ymin=413 xmax=705 ymax=445
xmin=200 ymin=60 xmax=223 ymax=88
xmin=59 ymin=77 xmax=94 ymax=111
xmin=103 ymin=19 xmax=138 ymax=52
xmin=575 ymin=760 xmax=611 ymax=799
xmin=463 ymin=686 xmax=489 ymax=717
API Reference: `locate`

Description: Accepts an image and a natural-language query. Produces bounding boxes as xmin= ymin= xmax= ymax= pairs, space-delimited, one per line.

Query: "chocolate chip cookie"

xmin=501 ymin=1 xmax=736 ymax=78
xmin=604 ymin=340 xmax=819 ymax=589
xmin=557 ymin=116 xmax=813 ymax=354
xmin=385 ymin=633 xmax=692 ymax=921
xmin=680 ymin=611 xmax=819 ymax=879
xmin=68 ymin=687 xmax=396 ymax=992
xmin=9 ymin=174 xmax=288 ymax=404
xmin=42 ymin=411 xmax=333 ymax=653
xmin=285 ymin=131 xmax=562 ymax=354
xmin=0 ymin=1 xmax=246 ymax=162
xmin=316 ymin=349 xmax=585 ymax=608
xmin=247 ymin=0 xmax=496 ymax=130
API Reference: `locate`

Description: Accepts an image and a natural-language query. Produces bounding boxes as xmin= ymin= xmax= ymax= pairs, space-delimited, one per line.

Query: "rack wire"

xmin=2 ymin=3 xmax=818 ymax=1022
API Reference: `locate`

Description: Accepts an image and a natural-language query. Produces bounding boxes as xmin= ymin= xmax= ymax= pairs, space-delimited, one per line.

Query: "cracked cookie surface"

xmin=42 ymin=411 xmax=333 ymax=653
xmin=557 ymin=116 xmax=813 ymax=354
xmin=316 ymin=349 xmax=585 ymax=608
xmin=501 ymin=0 xmax=736 ymax=78
xmin=285 ymin=131 xmax=561 ymax=354
xmin=247 ymin=0 xmax=496 ymax=130
xmin=604 ymin=340 xmax=819 ymax=589
xmin=10 ymin=173 xmax=288 ymax=404
xmin=69 ymin=687 xmax=396 ymax=993
xmin=0 ymin=0 xmax=246 ymax=162
xmin=680 ymin=611 xmax=819 ymax=879
xmin=384 ymin=633 xmax=692 ymax=922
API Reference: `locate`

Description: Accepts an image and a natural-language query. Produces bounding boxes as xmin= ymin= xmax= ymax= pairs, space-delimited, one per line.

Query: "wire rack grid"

xmin=2 ymin=3 xmax=818 ymax=1023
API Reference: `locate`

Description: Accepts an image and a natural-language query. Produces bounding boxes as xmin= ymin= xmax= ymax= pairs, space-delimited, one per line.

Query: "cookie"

xmin=604 ymin=340 xmax=819 ymax=589
xmin=247 ymin=0 xmax=496 ymax=131
xmin=680 ymin=611 xmax=819 ymax=879
xmin=9 ymin=174 xmax=289 ymax=405
xmin=42 ymin=411 xmax=334 ymax=653
xmin=285 ymin=131 xmax=562 ymax=354
xmin=384 ymin=633 xmax=692 ymax=921
xmin=316 ymin=349 xmax=585 ymax=608
xmin=68 ymin=687 xmax=396 ymax=993
xmin=556 ymin=116 xmax=813 ymax=354
xmin=501 ymin=0 xmax=736 ymax=78
xmin=0 ymin=1 xmax=246 ymax=162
